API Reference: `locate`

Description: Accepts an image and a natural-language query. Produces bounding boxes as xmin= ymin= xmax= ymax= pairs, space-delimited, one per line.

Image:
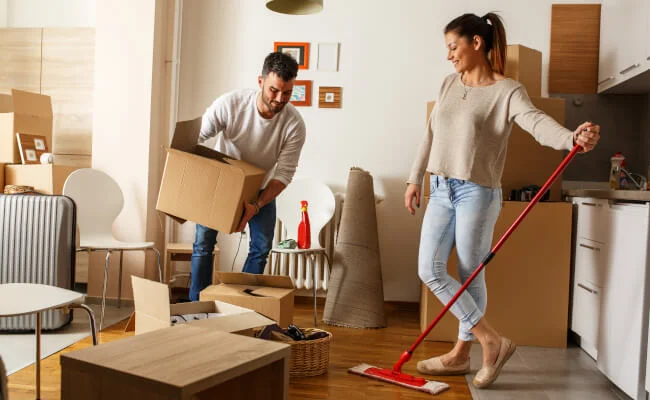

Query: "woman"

xmin=405 ymin=12 xmax=600 ymax=388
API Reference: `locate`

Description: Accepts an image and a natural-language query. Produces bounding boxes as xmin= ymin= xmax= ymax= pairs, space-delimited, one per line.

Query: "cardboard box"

xmin=156 ymin=117 xmax=267 ymax=234
xmin=0 ymin=89 xmax=53 ymax=164
xmin=420 ymin=201 xmax=572 ymax=347
xmin=0 ymin=163 xmax=4 ymax=192
xmin=4 ymin=164 xmax=80 ymax=195
xmin=127 ymin=276 xmax=275 ymax=336
xmin=200 ymin=272 xmax=295 ymax=328
xmin=505 ymin=44 xmax=542 ymax=97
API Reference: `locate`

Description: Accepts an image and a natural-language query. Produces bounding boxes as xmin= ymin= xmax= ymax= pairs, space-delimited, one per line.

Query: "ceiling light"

xmin=266 ymin=0 xmax=323 ymax=15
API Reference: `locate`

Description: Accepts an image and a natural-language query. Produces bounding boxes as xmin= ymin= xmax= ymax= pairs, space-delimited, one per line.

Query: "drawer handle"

xmin=598 ymin=76 xmax=614 ymax=85
xmin=580 ymin=202 xmax=600 ymax=207
xmin=579 ymin=243 xmax=600 ymax=251
xmin=620 ymin=63 xmax=641 ymax=75
xmin=578 ymin=283 xmax=598 ymax=294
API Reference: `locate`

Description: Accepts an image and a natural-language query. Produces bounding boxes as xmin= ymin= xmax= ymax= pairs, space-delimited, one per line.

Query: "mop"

xmin=350 ymin=144 xmax=583 ymax=395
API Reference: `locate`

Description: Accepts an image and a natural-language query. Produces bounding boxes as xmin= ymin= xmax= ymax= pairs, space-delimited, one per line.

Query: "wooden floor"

xmin=7 ymin=300 xmax=472 ymax=399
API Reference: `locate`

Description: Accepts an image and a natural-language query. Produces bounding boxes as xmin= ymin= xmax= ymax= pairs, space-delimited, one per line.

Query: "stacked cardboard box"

xmin=0 ymin=89 xmax=80 ymax=194
xmin=419 ymin=44 xmax=573 ymax=347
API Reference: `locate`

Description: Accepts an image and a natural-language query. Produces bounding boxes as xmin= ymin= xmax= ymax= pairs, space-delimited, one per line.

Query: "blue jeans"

xmin=189 ymin=199 xmax=276 ymax=301
xmin=419 ymin=175 xmax=501 ymax=341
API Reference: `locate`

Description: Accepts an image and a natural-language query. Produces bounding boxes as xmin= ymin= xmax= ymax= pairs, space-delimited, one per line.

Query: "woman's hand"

xmin=573 ymin=122 xmax=600 ymax=152
xmin=404 ymin=183 xmax=421 ymax=215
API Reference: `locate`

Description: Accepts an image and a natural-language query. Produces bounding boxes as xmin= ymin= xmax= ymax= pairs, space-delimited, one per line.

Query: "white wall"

xmin=3 ymin=0 xmax=95 ymax=27
xmin=178 ymin=0 xmax=602 ymax=302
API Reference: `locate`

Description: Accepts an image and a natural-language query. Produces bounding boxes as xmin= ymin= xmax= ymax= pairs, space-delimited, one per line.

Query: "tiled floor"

xmin=465 ymin=343 xmax=631 ymax=400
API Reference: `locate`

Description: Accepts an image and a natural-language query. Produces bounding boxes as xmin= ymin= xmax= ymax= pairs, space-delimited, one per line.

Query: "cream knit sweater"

xmin=408 ymin=73 xmax=574 ymax=188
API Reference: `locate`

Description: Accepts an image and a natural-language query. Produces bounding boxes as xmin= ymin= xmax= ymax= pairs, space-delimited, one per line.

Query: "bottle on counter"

xmin=610 ymin=152 xmax=625 ymax=190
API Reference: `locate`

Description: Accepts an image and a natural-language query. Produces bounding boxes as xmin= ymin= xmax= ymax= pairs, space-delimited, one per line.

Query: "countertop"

xmin=564 ymin=189 xmax=650 ymax=202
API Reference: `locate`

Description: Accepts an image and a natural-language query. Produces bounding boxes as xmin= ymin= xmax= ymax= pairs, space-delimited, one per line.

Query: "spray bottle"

xmin=609 ymin=152 xmax=625 ymax=190
xmin=297 ymin=200 xmax=311 ymax=249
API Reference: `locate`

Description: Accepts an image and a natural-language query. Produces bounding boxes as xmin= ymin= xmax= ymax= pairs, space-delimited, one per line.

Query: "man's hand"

xmin=237 ymin=201 xmax=258 ymax=232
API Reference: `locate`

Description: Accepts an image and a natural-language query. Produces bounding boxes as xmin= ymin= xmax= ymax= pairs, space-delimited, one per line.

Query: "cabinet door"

xmin=597 ymin=202 xmax=649 ymax=399
xmin=599 ymin=0 xmax=646 ymax=91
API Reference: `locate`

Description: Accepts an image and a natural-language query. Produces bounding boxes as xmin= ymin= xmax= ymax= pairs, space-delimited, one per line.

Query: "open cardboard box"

xmin=156 ymin=117 xmax=267 ymax=234
xmin=0 ymin=89 xmax=53 ymax=164
xmin=200 ymin=272 xmax=295 ymax=328
xmin=126 ymin=276 xmax=275 ymax=336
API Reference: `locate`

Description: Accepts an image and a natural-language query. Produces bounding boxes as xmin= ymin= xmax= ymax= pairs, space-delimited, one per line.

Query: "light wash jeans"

xmin=189 ymin=199 xmax=276 ymax=301
xmin=419 ymin=175 xmax=502 ymax=341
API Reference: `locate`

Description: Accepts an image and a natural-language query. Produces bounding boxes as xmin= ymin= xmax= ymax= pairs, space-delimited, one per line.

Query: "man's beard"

xmin=263 ymin=94 xmax=286 ymax=113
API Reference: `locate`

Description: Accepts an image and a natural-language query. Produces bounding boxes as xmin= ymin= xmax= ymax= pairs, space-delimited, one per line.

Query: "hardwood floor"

xmin=7 ymin=300 xmax=472 ymax=399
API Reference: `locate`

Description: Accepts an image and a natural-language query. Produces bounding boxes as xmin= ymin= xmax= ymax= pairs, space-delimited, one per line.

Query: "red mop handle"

xmin=394 ymin=144 xmax=582 ymax=372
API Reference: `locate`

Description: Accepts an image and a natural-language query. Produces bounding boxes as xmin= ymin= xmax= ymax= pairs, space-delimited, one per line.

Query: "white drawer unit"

xmin=571 ymin=279 xmax=601 ymax=359
xmin=574 ymin=237 xmax=606 ymax=288
xmin=574 ymin=198 xmax=609 ymax=243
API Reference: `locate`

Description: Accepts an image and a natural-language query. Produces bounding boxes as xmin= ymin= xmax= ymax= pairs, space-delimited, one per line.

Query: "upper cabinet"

xmin=598 ymin=0 xmax=650 ymax=93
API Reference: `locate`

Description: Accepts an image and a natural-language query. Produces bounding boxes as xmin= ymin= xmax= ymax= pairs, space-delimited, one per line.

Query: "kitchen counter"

xmin=564 ymin=189 xmax=650 ymax=202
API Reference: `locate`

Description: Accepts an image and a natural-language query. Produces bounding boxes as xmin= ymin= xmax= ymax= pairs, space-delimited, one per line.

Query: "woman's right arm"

xmin=405 ymin=111 xmax=435 ymax=215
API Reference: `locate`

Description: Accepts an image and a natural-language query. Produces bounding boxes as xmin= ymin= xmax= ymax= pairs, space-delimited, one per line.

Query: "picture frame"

xmin=290 ymin=80 xmax=312 ymax=106
xmin=318 ymin=86 xmax=342 ymax=108
xmin=16 ymin=133 xmax=49 ymax=164
xmin=274 ymin=42 xmax=310 ymax=69
xmin=317 ymin=42 xmax=340 ymax=72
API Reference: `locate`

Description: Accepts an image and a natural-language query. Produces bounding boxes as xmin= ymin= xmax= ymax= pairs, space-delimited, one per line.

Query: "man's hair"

xmin=261 ymin=52 xmax=299 ymax=81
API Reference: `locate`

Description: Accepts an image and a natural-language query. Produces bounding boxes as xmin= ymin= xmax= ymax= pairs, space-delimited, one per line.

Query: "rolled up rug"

xmin=323 ymin=167 xmax=386 ymax=328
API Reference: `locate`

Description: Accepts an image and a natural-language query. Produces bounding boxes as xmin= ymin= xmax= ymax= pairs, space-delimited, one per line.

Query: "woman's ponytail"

xmin=483 ymin=12 xmax=507 ymax=75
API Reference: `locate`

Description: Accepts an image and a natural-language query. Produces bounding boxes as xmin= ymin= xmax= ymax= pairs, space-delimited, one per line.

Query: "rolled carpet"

xmin=323 ymin=167 xmax=386 ymax=328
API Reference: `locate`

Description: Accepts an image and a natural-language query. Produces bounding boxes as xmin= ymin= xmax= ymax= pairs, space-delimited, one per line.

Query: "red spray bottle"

xmin=297 ymin=200 xmax=311 ymax=249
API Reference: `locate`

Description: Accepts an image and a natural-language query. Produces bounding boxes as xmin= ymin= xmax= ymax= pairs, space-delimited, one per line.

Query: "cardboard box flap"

xmin=193 ymin=145 xmax=265 ymax=176
xmin=132 ymin=275 xmax=171 ymax=324
xmin=0 ymin=94 xmax=13 ymax=113
xmin=223 ymin=157 xmax=266 ymax=176
xmin=11 ymin=89 xmax=53 ymax=118
xmin=170 ymin=117 xmax=203 ymax=152
xmin=216 ymin=272 xmax=295 ymax=289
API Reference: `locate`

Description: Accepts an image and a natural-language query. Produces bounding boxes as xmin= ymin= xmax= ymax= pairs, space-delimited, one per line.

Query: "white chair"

xmin=270 ymin=179 xmax=336 ymax=326
xmin=63 ymin=168 xmax=162 ymax=330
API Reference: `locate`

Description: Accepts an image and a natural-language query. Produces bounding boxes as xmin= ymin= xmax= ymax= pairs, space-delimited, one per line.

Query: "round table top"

xmin=0 ymin=283 xmax=84 ymax=317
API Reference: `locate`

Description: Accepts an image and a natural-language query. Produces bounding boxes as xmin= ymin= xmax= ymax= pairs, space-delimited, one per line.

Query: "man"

xmin=189 ymin=52 xmax=306 ymax=301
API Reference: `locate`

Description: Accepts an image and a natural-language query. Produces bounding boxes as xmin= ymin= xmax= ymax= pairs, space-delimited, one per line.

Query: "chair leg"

xmin=151 ymin=247 xmax=163 ymax=283
xmin=311 ymin=254 xmax=317 ymax=327
xmin=69 ymin=303 xmax=98 ymax=346
xmin=101 ymin=251 xmax=111 ymax=331
xmin=117 ymin=251 xmax=124 ymax=309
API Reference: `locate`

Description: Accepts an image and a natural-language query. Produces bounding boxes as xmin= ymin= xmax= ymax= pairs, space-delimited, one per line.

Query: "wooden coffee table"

xmin=60 ymin=325 xmax=291 ymax=399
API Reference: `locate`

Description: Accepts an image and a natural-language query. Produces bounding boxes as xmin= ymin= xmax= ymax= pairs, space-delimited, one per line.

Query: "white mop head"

xmin=349 ymin=363 xmax=449 ymax=395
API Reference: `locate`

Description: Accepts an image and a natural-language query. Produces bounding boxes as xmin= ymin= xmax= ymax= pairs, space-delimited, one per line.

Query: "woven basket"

xmin=288 ymin=328 xmax=332 ymax=378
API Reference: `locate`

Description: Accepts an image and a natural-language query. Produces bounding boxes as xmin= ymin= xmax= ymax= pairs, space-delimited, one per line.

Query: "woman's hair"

xmin=444 ymin=12 xmax=507 ymax=75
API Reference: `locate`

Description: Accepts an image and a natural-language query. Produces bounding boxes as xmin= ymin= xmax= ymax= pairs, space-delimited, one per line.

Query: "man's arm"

xmin=237 ymin=179 xmax=286 ymax=232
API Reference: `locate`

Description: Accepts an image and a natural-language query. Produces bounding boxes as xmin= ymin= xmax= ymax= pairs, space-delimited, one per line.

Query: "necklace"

xmin=460 ymin=74 xmax=490 ymax=100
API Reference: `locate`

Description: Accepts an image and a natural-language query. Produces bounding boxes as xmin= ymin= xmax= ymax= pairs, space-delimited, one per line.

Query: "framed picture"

xmin=317 ymin=42 xmax=340 ymax=72
xmin=274 ymin=42 xmax=310 ymax=69
xmin=318 ymin=86 xmax=342 ymax=108
xmin=16 ymin=133 xmax=49 ymax=164
xmin=290 ymin=80 xmax=312 ymax=106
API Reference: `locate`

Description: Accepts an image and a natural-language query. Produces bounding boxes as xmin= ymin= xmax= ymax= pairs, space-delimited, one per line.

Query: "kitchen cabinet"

xmin=598 ymin=0 xmax=650 ymax=93
xmin=570 ymin=197 xmax=650 ymax=400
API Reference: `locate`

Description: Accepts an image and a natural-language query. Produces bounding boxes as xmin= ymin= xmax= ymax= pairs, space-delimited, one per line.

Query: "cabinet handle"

xmin=578 ymin=283 xmax=598 ymax=294
xmin=579 ymin=243 xmax=600 ymax=251
xmin=580 ymin=202 xmax=600 ymax=207
xmin=620 ymin=63 xmax=641 ymax=75
xmin=598 ymin=76 xmax=615 ymax=85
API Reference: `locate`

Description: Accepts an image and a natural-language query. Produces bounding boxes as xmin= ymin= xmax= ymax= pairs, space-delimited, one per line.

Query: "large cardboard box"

xmin=0 ymin=163 xmax=4 ymax=191
xmin=505 ymin=44 xmax=542 ymax=97
xmin=0 ymin=89 xmax=53 ymax=164
xmin=200 ymin=272 xmax=295 ymax=328
xmin=156 ymin=118 xmax=267 ymax=234
xmin=127 ymin=276 xmax=275 ymax=336
xmin=4 ymin=164 xmax=80 ymax=195
xmin=419 ymin=201 xmax=572 ymax=347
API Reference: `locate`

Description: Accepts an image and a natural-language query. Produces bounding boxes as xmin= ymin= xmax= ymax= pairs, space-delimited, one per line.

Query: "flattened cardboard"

xmin=0 ymin=89 xmax=53 ymax=164
xmin=156 ymin=117 xmax=267 ymax=234
xmin=4 ymin=164 xmax=79 ymax=195
xmin=200 ymin=272 xmax=295 ymax=328
xmin=128 ymin=276 xmax=275 ymax=336
xmin=505 ymin=44 xmax=542 ymax=97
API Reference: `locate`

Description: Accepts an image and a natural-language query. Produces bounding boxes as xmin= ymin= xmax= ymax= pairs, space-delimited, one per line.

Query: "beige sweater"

xmin=408 ymin=73 xmax=574 ymax=189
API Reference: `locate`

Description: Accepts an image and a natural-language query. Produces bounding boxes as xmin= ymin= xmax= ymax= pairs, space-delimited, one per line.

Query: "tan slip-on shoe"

xmin=416 ymin=356 xmax=471 ymax=376
xmin=472 ymin=337 xmax=517 ymax=388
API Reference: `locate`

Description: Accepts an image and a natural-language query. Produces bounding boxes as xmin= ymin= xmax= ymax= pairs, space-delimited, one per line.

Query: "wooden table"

xmin=60 ymin=325 xmax=291 ymax=400
xmin=0 ymin=283 xmax=96 ymax=400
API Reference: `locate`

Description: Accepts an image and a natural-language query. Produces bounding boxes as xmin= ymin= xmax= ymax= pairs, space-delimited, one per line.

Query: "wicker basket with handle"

xmin=287 ymin=328 xmax=332 ymax=378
